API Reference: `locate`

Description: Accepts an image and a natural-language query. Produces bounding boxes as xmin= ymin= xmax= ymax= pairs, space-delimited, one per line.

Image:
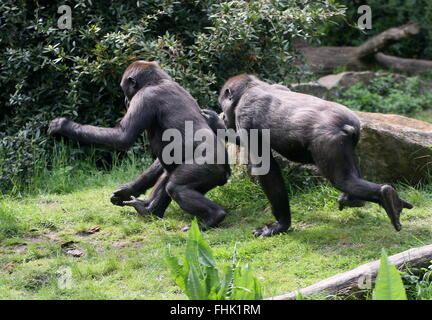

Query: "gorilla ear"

xmin=225 ymin=88 xmax=232 ymax=100
xmin=128 ymin=76 xmax=137 ymax=88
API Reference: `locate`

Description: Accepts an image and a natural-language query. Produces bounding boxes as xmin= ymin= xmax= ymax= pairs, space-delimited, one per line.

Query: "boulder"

xmin=355 ymin=111 xmax=432 ymax=183
xmin=290 ymin=82 xmax=329 ymax=100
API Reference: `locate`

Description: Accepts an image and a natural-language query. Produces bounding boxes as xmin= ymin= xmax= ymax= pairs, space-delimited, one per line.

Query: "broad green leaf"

xmin=372 ymin=249 xmax=407 ymax=300
xmin=165 ymin=219 xmax=262 ymax=300
xmin=164 ymin=251 xmax=187 ymax=292
xmin=231 ymin=264 xmax=262 ymax=300
xmin=186 ymin=263 xmax=208 ymax=300
xmin=185 ymin=219 xmax=217 ymax=269
xmin=216 ymin=265 xmax=235 ymax=300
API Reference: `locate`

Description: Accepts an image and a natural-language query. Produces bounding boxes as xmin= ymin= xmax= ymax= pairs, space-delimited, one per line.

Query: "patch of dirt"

xmin=61 ymin=241 xmax=84 ymax=257
xmin=38 ymin=200 xmax=60 ymax=210
xmin=64 ymin=247 xmax=84 ymax=257
xmin=13 ymin=244 xmax=27 ymax=253
xmin=23 ymin=231 xmax=60 ymax=244
xmin=111 ymin=239 xmax=143 ymax=249
xmin=76 ymin=225 xmax=101 ymax=237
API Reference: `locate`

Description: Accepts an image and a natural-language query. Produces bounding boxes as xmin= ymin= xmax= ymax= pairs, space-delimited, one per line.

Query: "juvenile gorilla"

xmin=48 ymin=61 xmax=229 ymax=228
xmin=219 ymin=74 xmax=413 ymax=237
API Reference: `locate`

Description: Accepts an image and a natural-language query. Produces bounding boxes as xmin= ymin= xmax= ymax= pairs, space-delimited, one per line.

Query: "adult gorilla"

xmin=218 ymin=74 xmax=413 ymax=237
xmin=48 ymin=61 xmax=230 ymax=229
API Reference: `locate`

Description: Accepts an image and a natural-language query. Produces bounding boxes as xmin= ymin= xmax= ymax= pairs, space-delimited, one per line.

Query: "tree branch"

xmin=354 ymin=23 xmax=420 ymax=59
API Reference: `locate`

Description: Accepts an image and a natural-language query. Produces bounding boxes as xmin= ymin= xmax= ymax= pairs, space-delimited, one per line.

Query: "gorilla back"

xmin=48 ymin=61 xmax=229 ymax=228
xmin=219 ymin=74 xmax=412 ymax=236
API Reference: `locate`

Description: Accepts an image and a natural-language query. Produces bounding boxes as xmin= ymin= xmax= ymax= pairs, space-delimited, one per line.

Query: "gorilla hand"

xmin=253 ymin=221 xmax=290 ymax=237
xmin=48 ymin=117 xmax=70 ymax=136
xmin=201 ymin=109 xmax=226 ymax=132
xmin=110 ymin=184 xmax=141 ymax=206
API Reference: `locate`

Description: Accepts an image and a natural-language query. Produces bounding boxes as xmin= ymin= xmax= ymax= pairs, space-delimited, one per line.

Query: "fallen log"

xmin=354 ymin=23 xmax=419 ymax=59
xmin=297 ymin=23 xmax=432 ymax=75
xmin=269 ymin=244 xmax=432 ymax=300
xmin=374 ymin=52 xmax=432 ymax=75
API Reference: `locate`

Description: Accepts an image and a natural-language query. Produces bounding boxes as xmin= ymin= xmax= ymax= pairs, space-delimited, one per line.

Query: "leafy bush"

xmin=0 ymin=0 xmax=344 ymax=193
xmin=335 ymin=75 xmax=432 ymax=114
xmin=165 ymin=219 xmax=262 ymax=300
xmin=402 ymin=263 xmax=432 ymax=300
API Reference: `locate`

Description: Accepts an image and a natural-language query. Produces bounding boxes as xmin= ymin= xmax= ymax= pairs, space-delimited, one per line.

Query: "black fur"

xmin=219 ymin=74 xmax=413 ymax=236
xmin=48 ymin=61 xmax=229 ymax=228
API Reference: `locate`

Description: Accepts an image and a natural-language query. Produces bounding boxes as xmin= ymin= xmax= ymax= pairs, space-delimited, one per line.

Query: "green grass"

xmin=0 ymin=156 xmax=431 ymax=300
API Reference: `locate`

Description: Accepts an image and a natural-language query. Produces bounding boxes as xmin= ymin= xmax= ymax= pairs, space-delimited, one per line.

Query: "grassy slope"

xmin=1 ymin=108 xmax=431 ymax=300
xmin=0 ymin=161 xmax=431 ymax=299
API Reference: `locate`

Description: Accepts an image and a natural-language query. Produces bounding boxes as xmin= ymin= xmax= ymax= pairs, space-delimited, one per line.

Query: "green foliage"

xmin=165 ymin=218 xmax=262 ymax=300
xmin=0 ymin=0 xmax=344 ymax=193
xmin=402 ymin=263 xmax=432 ymax=300
xmin=372 ymin=249 xmax=407 ymax=300
xmin=0 ymin=202 xmax=25 ymax=241
xmin=335 ymin=75 xmax=432 ymax=115
xmin=321 ymin=0 xmax=432 ymax=60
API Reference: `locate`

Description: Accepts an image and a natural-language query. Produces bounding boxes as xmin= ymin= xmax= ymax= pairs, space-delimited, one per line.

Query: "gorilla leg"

xmin=250 ymin=154 xmax=291 ymax=237
xmin=111 ymin=158 xmax=164 ymax=206
xmin=123 ymin=172 xmax=171 ymax=218
xmin=165 ymin=165 xmax=227 ymax=228
xmin=311 ymin=134 xmax=412 ymax=231
xmin=338 ymin=193 xmax=365 ymax=211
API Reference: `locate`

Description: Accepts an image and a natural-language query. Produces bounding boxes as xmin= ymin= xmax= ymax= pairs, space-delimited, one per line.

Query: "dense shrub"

xmin=320 ymin=0 xmax=432 ymax=60
xmin=0 ymin=0 xmax=344 ymax=193
xmin=335 ymin=75 xmax=432 ymax=115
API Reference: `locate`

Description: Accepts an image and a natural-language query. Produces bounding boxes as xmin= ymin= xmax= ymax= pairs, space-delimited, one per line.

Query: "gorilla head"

xmin=120 ymin=61 xmax=171 ymax=109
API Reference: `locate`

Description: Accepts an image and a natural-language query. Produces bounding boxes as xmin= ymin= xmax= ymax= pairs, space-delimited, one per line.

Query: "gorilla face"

xmin=218 ymin=88 xmax=236 ymax=130
xmin=121 ymin=76 xmax=138 ymax=103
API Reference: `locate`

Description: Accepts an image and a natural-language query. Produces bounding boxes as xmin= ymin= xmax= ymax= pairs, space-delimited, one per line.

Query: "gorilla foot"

xmin=122 ymin=196 xmax=152 ymax=216
xmin=253 ymin=221 xmax=290 ymax=237
xmin=338 ymin=193 xmax=365 ymax=211
xmin=182 ymin=210 xmax=227 ymax=232
xmin=380 ymin=185 xmax=413 ymax=231
xmin=203 ymin=210 xmax=227 ymax=228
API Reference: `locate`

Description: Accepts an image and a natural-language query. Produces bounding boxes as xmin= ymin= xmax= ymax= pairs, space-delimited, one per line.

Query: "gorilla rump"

xmin=48 ymin=61 xmax=230 ymax=229
xmin=219 ymin=74 xmax=413 ymax=237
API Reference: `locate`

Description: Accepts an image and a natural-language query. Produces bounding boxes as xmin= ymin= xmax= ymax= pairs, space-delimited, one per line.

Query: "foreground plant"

xmin=165 ymin=219 xmax=262 ymax=300
xmin=372 ymin=249 xmax=407 ymax=300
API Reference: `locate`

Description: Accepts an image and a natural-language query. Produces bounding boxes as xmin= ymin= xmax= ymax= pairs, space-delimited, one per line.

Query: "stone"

xmin=355 ymin=111 xmax=432 ymax=183
xmin=289 ymin=82 xmax=329 ymax=99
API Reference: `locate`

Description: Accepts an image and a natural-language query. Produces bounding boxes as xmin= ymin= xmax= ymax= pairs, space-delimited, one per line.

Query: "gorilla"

xmin=48 ymin=61 xmax=230 ymax=229
xmin=218 ymin=74 xmax=413 ymax=237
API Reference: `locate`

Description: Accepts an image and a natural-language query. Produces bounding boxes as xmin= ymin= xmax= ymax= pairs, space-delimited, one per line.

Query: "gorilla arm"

xmin=110 ymin=158 xmax=164 ymax=206
xmin=48 ymin=94 xmax=155 ymax=151
xmin=201 ymin=109 xmax=226 ymax=132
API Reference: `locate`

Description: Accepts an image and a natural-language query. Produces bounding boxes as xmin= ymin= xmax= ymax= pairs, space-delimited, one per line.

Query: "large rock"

xmin=355 ymin=112 xmax=432 ymax=183
xmin=290 ymin=82 xmax=329 ymax=100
